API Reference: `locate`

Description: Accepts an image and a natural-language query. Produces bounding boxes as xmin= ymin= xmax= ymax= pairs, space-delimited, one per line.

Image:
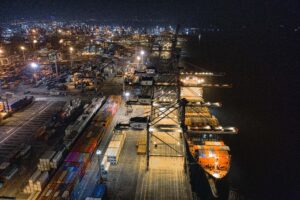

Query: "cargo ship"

xmin=185 ymin=109 xmax=231 ymax=180
xmin=183 ymin=92 xmax=237 ymax=197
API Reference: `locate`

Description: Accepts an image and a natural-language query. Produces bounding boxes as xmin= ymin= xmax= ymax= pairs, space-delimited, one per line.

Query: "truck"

xmin=129 ymin=117 xmax=148 ymax=129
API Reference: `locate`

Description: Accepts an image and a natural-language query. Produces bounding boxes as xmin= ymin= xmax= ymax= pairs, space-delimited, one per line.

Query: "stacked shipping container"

xmin=38 ymin=96 xmax=121 ymax=200
xmin=105 ymin=132 xmax=126 ymax=165
xmin=23 ymin=170 xmax=49 ymax=193
xmin=100 ymin=130 xmax=127 ymax=180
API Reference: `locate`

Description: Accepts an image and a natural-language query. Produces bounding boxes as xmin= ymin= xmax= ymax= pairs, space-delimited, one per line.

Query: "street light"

xmin=96 ymin=149 xmax=102 ymax=177
xmin=20 ymin=46 xmax=26 ymax=62
xmin=69 ymin=47 xmax=74 ymax=68
xmin=30 ymin=62 xmax=39 ymax=83
xmin=136 ymin=56 xmax=141 ymax=70
xmin=30 ymin=62 xmax=38 ymax=69
xmin=96 ymin=150 xmax=102 ymax=155
xmin=33 ymin=39 xmax=38 ymax=51
xmin=124 ymin=92 xmax=130 ymax=97
xmin=140 ymin=50 xmax=145 ymax=64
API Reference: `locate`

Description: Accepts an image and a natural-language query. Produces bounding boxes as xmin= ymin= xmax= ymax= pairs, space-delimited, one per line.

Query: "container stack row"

xmin=105 ymin=132 xmax=126 ymax=165
xmin=37 ymin=151 xmax=56 ymax=171
xmin=38 ymin=96 xmax=121 ymax=200
xmin=64 ymin=97 xmax=105 ymax=149
xmin=23 ymin=170 xmax=49 ymax=194
xmin=21 ymin=98 xmax=104 ymax=198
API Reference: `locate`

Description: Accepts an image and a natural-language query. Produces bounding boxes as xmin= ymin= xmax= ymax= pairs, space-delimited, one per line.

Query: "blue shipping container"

xmin=92 ymin=184 xmax=106 ymax=198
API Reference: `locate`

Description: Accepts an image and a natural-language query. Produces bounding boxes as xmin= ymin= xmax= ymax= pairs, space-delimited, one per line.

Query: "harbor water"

xmin=184 ymin=30 xmax=299 ymax=200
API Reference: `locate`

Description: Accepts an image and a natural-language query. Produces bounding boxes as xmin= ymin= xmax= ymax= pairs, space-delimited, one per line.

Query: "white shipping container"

xmin=52 ymin=151 xmax=62 ymax=162
xmin=37 ymin=163 xmax=50 ymax=171
xmin=38 ymin=151 xmax=56 ymax=171
xmin=111 ymin=134 xmax=125 ymax=142
xmin=106 ymin=132 xmax=127 ymax=165
xmin=29 ymin=169 xmax=42 ymax=185
xmin=50 ymin=151 xmax=63 ymax=169
xmin=40 ymin=151 xmax=56 ymax=161
xmin=106 ymin=148 xmax=121 ymax=165
xmin=108 ymin=140 xmax=121 ymax=148
xmin=35 ymin=171 xmax=49 ymax=191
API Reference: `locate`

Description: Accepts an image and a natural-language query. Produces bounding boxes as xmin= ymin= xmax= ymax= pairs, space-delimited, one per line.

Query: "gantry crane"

xmin=120 ymin=28 xmax=237 ymax=171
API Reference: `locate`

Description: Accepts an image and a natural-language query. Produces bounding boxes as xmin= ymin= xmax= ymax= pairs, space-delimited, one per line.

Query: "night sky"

xmin=0 ymin=0 xmax=299 ymax=27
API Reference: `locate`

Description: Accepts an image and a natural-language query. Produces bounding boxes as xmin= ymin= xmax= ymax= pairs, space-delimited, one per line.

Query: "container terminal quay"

xmin=0 ymin=24 xmax=238 ymax=200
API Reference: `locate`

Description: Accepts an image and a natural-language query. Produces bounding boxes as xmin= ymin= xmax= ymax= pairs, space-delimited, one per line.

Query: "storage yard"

xmin=106 ymin=129 xmax=193 ymax=200
xmin=0 ymin=100 xmax=65 ymax=198
xmin=0 ymin=23 xmax=216 ymax=200
xmin=37 ymin=96 xmax=121 ymax=200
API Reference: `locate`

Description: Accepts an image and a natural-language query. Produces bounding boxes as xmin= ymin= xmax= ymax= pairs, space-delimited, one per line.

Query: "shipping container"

xmin=37 ymin=96 xmax=123 ymax=199
xmin=92 ymin=184 xmax=106 ymax=199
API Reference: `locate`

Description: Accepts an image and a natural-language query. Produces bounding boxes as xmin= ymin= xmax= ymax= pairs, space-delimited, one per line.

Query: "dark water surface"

xmin=184 ymin=30 xmax=300 ymax=200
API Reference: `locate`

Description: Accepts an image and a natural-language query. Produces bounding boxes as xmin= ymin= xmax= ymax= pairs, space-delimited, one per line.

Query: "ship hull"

xmin=184 ymin=136 xmax=231 ymax=199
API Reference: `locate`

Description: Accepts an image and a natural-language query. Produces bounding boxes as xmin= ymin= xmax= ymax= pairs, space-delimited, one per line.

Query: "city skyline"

xmin=1 ymin=0 xmax=299 ymax=27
